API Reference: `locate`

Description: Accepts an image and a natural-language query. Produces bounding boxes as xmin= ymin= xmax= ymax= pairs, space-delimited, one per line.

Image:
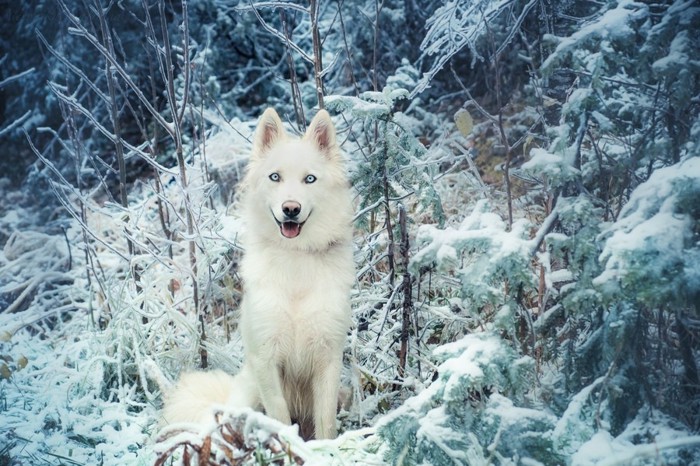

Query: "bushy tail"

xmin=161 ymin=364 xmax=259 ymax=426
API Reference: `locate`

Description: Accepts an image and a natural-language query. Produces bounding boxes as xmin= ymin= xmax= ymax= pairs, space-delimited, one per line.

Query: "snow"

xmin=595 ymin=156 xmax=700 ymax=289
xmin=573 ymin=414 xmax=700 ymax=466
xmin=603 ymin=210 xmax=689 ymax=258
xmin=2 ymin=0 xmax=699 ymax=464
xmin=325 ymin=87 xmax=410 ymax=119
xmin=571 ymin=431 xmax=632 ymax=465
xmin=411 ymin=199 xmax=532 ymax=275
xmin=413 ymin=0 xmax=515 ymax=97
xmin=521 ymin=147 xmax=579 ymax=184
xmin=2 ymin=142 xmax=697 ymax=465
xmin=202 ymin=116 xmax=253 ymax=168
xmin=590 ymin=111 xmax=613 ymax=131
xmin=542 ymin=0 xmax=648 ymax=70
xmin=552 ymin=376 xmax=604 ymax=453
xmin=416 ymin=406 xmax=469 ymax=462
xmin=652 ymin=30 xmax=691 ymax=73
xmin=549 ymin=268 xmax=574 ymax=284
xmin=1 ymin=324 xmax=151 ymax=464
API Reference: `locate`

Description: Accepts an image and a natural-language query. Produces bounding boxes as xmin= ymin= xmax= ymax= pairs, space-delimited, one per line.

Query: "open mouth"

xmin=279 ymin=220 xmax=304 ymax=238
xmin=271 ymin=208 xmax=311 ymax=239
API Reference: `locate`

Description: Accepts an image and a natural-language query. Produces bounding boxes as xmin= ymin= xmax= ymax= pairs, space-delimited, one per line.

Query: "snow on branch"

xmin=0 ymin=110 xmax=32 ymax=137
xmin=154 ymin=409 xmax=309 ymax=465
xmin=412 ymin=0 xmax=519 ymax=98
xmin=55 ymin=0 xmax=176 ymax=137
xmin=541 ymin=0 xmax=648 ymax=72
xmin=595 ymin=157 xmax=700 ymax=303
xmin=244 ymin=2 xmax=313 ymax=64
xmin=0 ymin=67 xmax=34 ymax=89
xmin=410 ymin=200 xmax=532 ymax=309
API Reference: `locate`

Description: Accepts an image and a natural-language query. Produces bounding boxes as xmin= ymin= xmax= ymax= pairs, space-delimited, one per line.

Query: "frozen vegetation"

xmin=0 ymin=0 xmax=699 ymax=464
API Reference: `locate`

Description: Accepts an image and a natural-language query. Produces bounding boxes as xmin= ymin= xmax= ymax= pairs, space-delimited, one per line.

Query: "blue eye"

xmin=269 ymin=173 xmax=280 ymax=182
xmin=305 ymin=174 xmax=317 ymax=184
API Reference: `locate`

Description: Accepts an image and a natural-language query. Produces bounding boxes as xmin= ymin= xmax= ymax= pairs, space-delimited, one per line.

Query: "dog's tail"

xmin=161 ymin=365 xmax=259 ymax=426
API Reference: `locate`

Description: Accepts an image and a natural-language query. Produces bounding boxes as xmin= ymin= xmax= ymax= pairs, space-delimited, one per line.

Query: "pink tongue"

xmin=281 ymin=222 xmax=301 ymax=238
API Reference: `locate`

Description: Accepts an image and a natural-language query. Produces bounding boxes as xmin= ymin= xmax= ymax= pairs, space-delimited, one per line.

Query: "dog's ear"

xmin=253 ymin=108 xmax=285 ymax=157
xmin=305 ymin=110 xmax=337 ymax=157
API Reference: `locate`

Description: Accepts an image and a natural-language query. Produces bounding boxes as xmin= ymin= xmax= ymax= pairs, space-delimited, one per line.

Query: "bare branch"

xmin=0 ymin=111 xmax=32 ymax=137
xmin=310 ymin=0 xmax=324 ymax=108
xmin=0 ymin=67 xmax=35 ymax=89
xmin=247 ymin=1 xmax=314 ymax=64
xmin=56 ymin=0 xmax=175 ymax=136
xmin=46 ymin=81 xmax=177 ymax=175
xmin=235 ymin=1 xmax=308 ymax=14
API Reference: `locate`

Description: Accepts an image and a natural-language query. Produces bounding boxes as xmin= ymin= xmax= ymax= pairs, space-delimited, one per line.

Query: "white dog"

xmin=163 ymin=108 xmax=355 ymax=440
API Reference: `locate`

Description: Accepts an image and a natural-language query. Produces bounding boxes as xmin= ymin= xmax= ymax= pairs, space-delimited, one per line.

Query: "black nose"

xmin=282 ymin=201 xmax=301 ymax=218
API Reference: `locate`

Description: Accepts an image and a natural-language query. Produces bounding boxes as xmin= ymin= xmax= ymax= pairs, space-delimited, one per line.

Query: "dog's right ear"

xmin=252 ymin=108 xmax=285 ymax=157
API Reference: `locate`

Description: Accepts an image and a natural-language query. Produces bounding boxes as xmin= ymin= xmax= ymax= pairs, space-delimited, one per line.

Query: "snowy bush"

xmin=326 ymin=80 xmax=445 ymax=230
xmin=596 ymin=157 xmax=700 ymax=307
xmin=411 ymin=199 xmax=533 ymax=324
xmin=375 ymin=333 xmax=559 ymax=465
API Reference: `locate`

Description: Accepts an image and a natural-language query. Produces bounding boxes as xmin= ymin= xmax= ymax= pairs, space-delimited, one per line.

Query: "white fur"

xmin=162 ymin=369 xmax=238 ymax=424
xmin=162 ymin=109 xmax=354 ymax=440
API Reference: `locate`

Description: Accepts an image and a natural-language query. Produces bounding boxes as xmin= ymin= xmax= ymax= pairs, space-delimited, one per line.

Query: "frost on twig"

xmin=154 ymin=410 xmax=307 ymax=466
xmin=0 ymin=230 xmax=72 ymax=316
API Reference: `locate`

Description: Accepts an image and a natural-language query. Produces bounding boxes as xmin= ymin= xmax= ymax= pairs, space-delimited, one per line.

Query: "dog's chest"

xmin=240 ymin=245 xmax=353 ymax=353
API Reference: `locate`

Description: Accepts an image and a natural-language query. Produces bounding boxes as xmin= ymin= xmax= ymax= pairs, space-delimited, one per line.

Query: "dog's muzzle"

xmin=273 ymin=201 xmax=307 ymax=238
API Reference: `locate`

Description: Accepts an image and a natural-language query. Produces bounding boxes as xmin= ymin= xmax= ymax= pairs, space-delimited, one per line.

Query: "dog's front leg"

xmin=249 ymin=354 xmax=291 ymax=426
xmin=312 ymin=354 xmax=342 ymax=439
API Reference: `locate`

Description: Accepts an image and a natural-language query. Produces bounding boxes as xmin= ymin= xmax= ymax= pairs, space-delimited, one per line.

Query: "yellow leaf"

xmin=0 ymin=363 xmax=10 ymax=380
xmin=17 ymin=355 xmax=28 ymax=370
xmin=454 ymin=109 xmax=474 ymax=137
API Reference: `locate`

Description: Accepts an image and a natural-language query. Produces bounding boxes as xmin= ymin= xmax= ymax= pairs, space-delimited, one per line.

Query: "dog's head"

xmin=241 ymin=108 xmax=352 ymax=249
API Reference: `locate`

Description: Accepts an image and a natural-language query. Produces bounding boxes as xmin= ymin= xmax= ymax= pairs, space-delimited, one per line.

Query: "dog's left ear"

xmin=305 ymin=110 xmax=337 ymax=157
